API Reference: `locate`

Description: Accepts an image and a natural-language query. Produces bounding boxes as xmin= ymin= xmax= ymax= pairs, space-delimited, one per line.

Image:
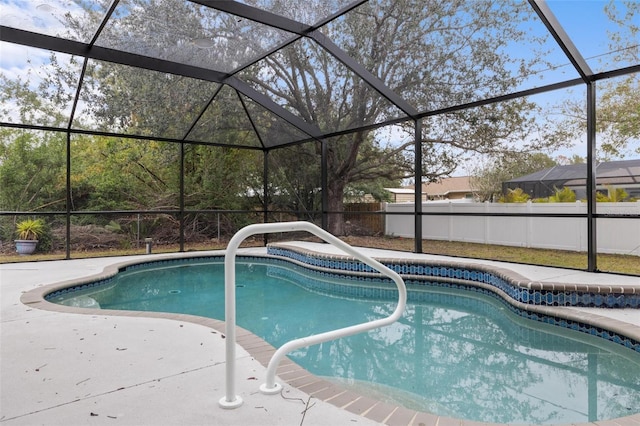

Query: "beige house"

xmin=384 ymin=187 xmax=421 ymax=203
xmin=386 ymin=176 xmax=476 ymax=202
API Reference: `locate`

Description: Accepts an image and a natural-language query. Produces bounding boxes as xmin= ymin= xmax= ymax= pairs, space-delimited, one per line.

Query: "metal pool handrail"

xmin=218 ymin=221 xmax=407 ymax=409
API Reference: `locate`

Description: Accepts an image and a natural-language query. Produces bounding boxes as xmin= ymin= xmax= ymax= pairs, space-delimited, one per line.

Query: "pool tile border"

xmin=20 ymin=250 xmax=640 ymax=426
xmin=266 ymin=243 xmax=640 ymax=354
xmin=267 ymin=244 xmax=639 ymax=308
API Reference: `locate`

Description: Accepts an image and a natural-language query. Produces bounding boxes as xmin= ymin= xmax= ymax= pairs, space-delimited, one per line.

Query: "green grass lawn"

xmin=342 ymin=236 xmax=640 ymax=275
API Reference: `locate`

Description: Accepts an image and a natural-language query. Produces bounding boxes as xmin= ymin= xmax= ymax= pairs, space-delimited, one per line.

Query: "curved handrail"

xmin=218 ymin=221 xmax=406 ymax=409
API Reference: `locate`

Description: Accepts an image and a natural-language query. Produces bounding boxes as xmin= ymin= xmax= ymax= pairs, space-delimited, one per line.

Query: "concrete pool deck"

xmin=1 ymin=244 xmax=639 ymax=425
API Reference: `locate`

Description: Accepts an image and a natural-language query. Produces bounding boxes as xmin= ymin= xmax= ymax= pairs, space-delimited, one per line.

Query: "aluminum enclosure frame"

xmin=1 ymin=0 xmax=639 ymax=272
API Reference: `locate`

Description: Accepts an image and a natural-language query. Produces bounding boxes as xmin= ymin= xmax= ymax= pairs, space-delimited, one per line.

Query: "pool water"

xmin=51 ymin=258 xmax=640 ymax=424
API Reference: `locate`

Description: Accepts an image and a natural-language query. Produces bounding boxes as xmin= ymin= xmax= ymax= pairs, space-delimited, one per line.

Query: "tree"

xmin=183 ymin=144 xmax=260 ymax=210
xmin=3 ymin=0 xmax=564 ymax=236
xmin=470 ymin=153 xmax=558 ymax=202
xmin=556 ymin=154 xmax=585 ymax=165
xmin=0 ymin=128 xmax=67 ymax=212
xmin=549 ymin=1 xmax=640 ymax=159
xmin=69 ymin=135 xmax=180 ymax=211
xmin=598 ymin=0 xmax=640 ymax=157
xmin=244 ymin=0 xmax=555 ymax=234
xmin=267 ymin=144 xmax=323 ymax=218
xmin=551 ymin=74 xmax=640 ymax=159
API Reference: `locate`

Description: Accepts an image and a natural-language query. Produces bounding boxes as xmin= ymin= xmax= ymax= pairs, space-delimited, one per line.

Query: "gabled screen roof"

xmin=1 ymin=0 xmax=638 ymax=149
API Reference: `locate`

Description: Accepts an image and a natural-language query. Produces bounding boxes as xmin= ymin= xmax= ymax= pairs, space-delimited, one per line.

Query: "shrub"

xmin=499 ymin=188 xmax=530 ymax=203
xmin=548 ymin=187 xmax=576 ymax=202
xmin=15 ymin=219 xmax=45 ymax=240
xmin=596 ymin=186 xmax=630 ymax=202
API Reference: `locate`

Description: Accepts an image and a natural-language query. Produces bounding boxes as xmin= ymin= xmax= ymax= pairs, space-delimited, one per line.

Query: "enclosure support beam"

xmin=414 ymin=119 xmax=423 ymax=253
xmin=586 ymin=82 xmax=597 ymax=272
xmin=64 ymin=58 xmax=89 ymax=260
xmin=179 ymin=143 xmax=185 ymax=252
xmin=321 ymin=140 xmax=328 ymax=231
xmin=0 ymin=26 xmax=229 ymax=83
xmin=263 ymin=150 xmax=269 ymax=246
xmin=65 ymin=132 xmax=71 ymax=260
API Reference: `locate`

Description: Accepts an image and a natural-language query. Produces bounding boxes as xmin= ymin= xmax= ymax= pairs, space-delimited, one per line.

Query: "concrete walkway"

xmin=0 ymin=250 xmax=379 ymax=426
xmin=1 ymin=246 xmax=639 ymax=425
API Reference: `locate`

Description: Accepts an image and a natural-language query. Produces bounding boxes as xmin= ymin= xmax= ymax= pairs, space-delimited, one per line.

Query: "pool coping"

xmin=19 ymin=248 xmax=640 ymax=426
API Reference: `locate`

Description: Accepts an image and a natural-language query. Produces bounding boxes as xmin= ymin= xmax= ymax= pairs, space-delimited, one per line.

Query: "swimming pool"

xmin=47 ymin=255 xmax=640 ymax=424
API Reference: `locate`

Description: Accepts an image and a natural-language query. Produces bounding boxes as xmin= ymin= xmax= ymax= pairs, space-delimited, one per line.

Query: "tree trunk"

xmin=324 ymin=132 xmax=367 ymax=236
xmin=326 ymin=178 xmax=346 ymax=236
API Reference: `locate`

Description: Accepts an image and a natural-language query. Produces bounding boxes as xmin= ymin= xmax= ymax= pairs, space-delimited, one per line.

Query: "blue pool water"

xmin=50 ymin=258 xmax=640 ymax=424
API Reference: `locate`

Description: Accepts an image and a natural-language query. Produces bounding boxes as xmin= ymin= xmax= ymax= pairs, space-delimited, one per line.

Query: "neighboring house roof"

xmin=506 ymin=159 xmax=640 ymax=185
xmin=420 ymin=176 xmax=473 ymax=197
xmin=384 ymin=188 xmax=416 ymax=194
xmin=387 ymin=176 xmax=474 ymax=198
xmin=503 ymin=159 xmax=640 ymax=198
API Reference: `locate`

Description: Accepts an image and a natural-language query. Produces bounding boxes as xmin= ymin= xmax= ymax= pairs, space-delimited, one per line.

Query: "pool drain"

xmin=168 ymin=290 xmax=181 ymax=294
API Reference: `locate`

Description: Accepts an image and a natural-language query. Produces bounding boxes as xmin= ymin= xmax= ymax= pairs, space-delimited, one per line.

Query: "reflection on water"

xmin=52 ymin=260 xmax=640 ymax=424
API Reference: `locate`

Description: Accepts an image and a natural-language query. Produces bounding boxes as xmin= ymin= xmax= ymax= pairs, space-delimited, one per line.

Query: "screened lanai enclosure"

xmin=0 ymin=0 xmax=639 ymax=274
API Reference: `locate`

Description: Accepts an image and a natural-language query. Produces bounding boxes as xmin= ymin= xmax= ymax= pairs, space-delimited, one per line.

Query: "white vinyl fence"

xmin=385 ymin=201 xmax=640 ymax=256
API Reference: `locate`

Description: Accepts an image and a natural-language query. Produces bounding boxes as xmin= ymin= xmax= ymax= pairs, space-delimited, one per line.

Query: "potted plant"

xmin=15 ymin=218 xmax=45 ymax=255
